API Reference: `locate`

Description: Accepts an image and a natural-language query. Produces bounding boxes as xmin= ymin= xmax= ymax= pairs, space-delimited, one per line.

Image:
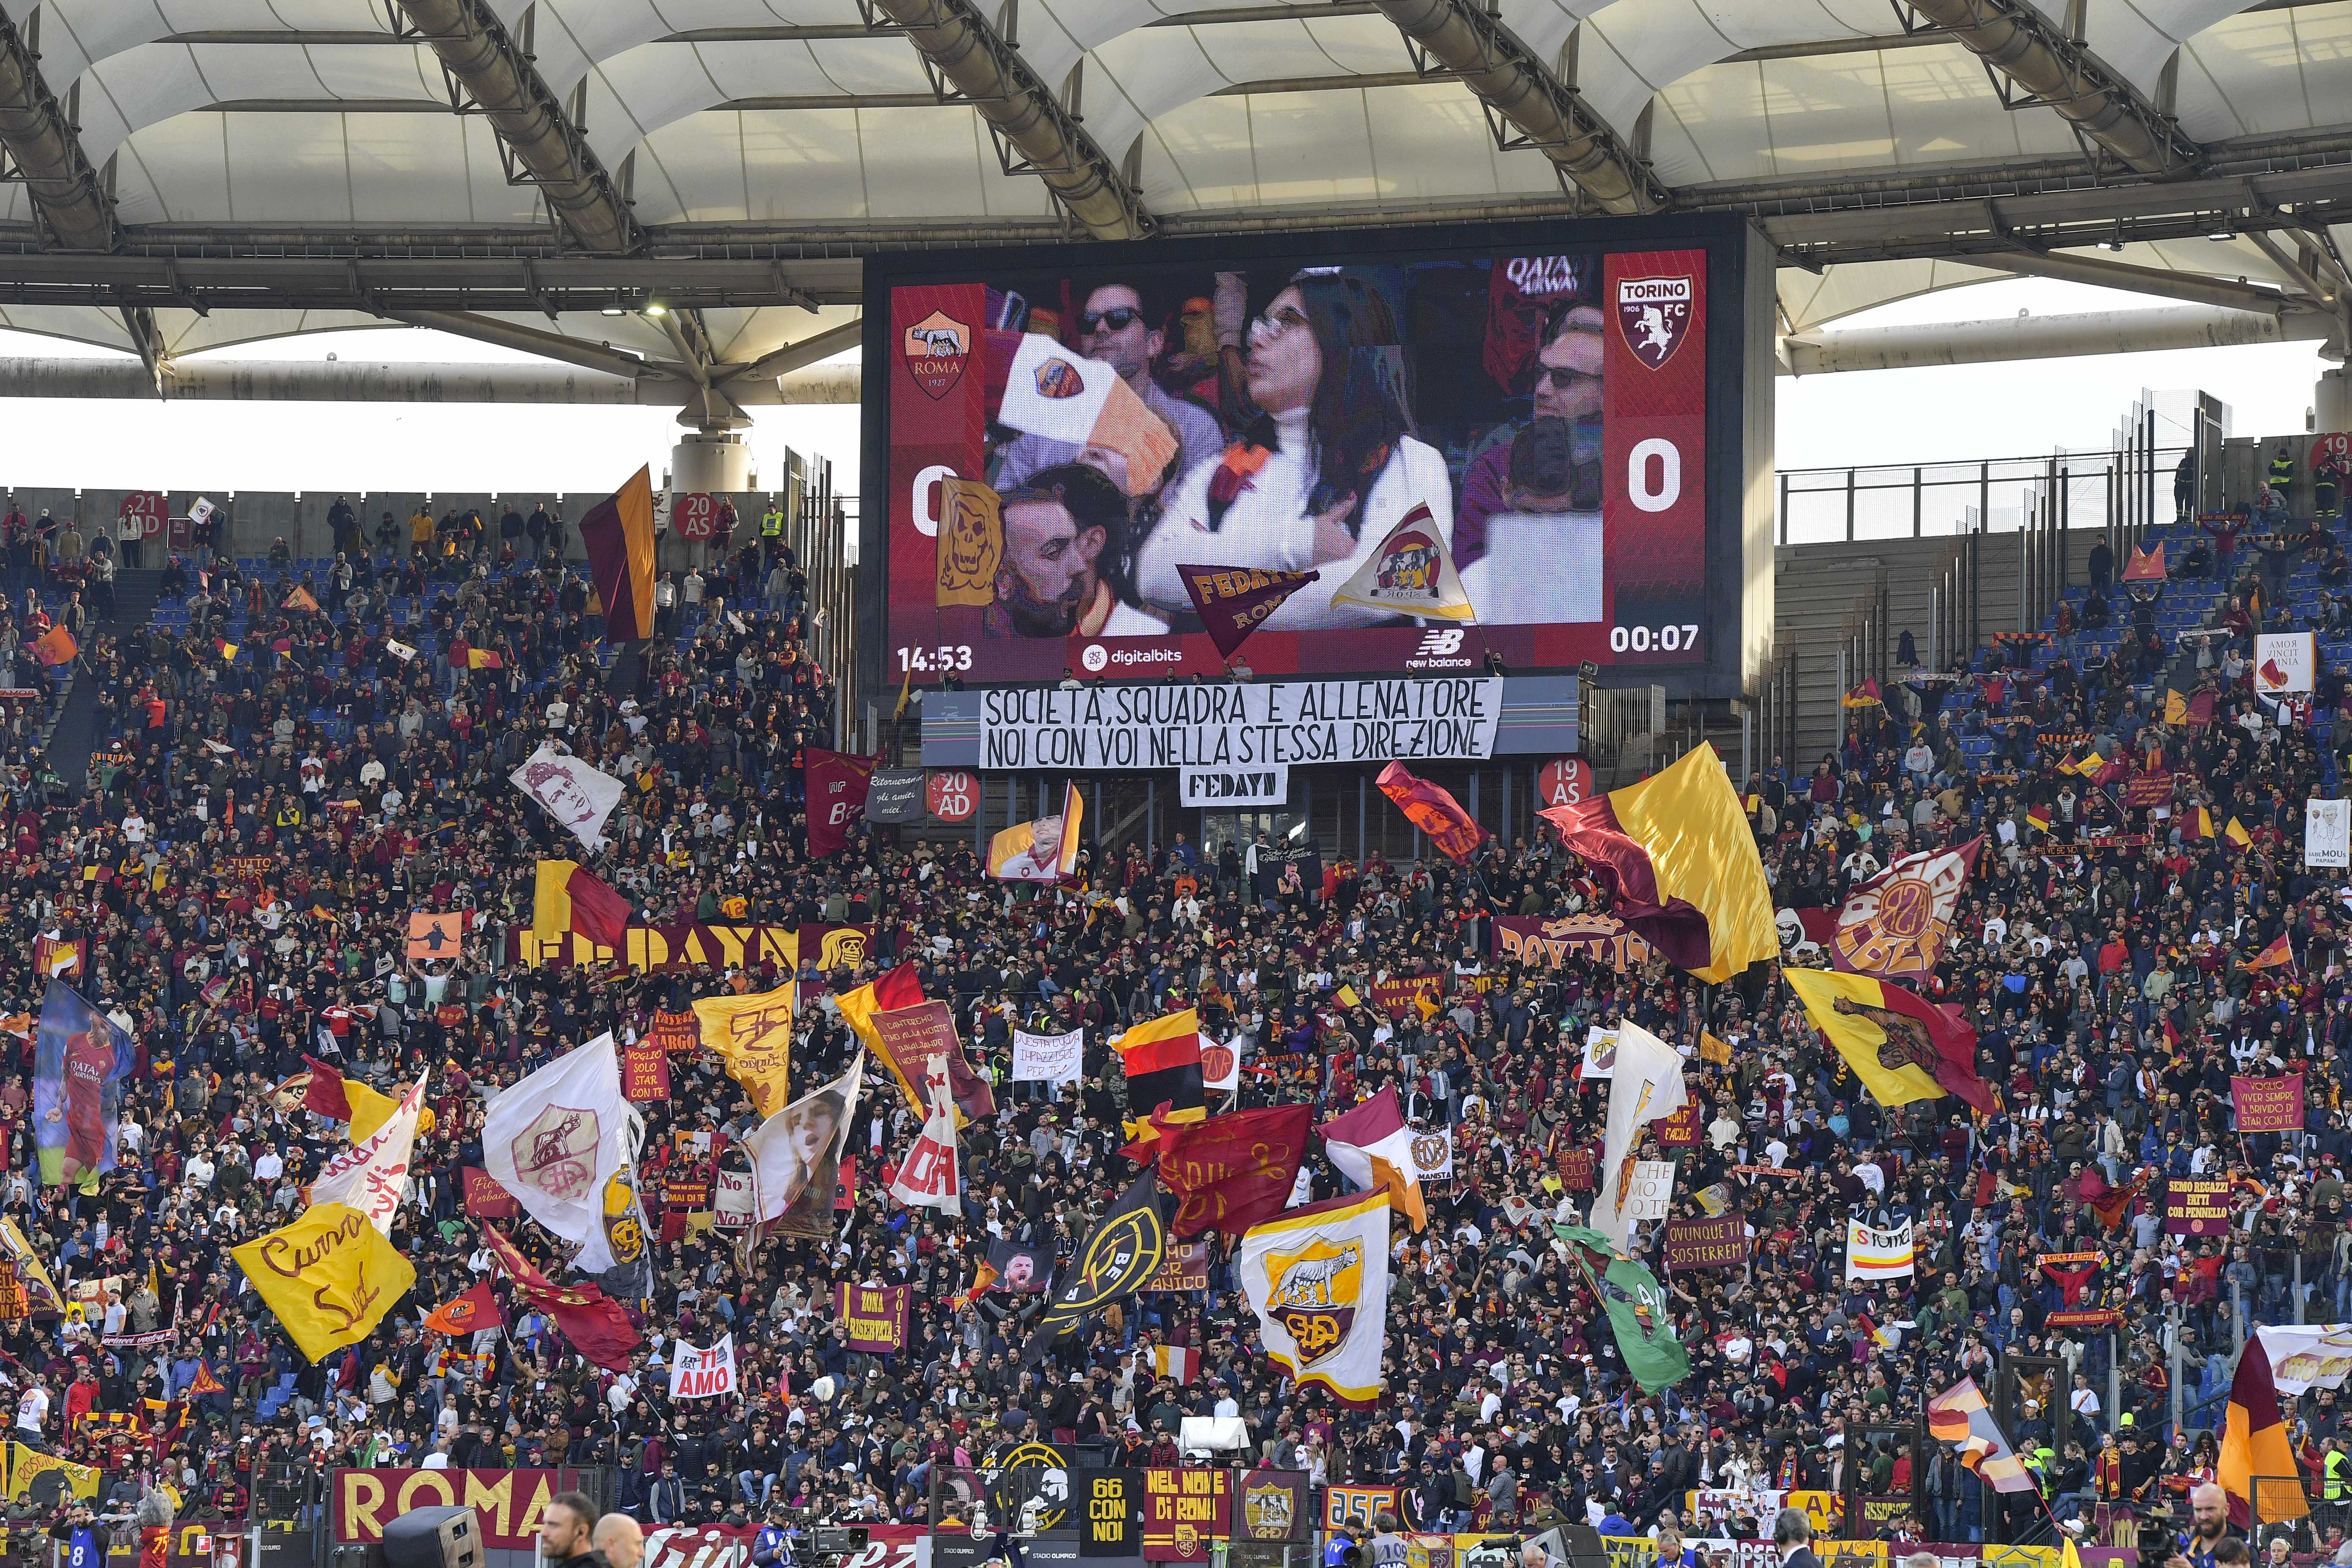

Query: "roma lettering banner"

xmin=835 ymin=1283 xmax=910 ymax=1352
xmin=333 ymin=1469 xmax=593 ymax=1548
xmin=1663 ymin=1215 xmax=1750 ymax=1272
xmin=1142 ymin=1467 xmax=1231 ymax=1562
xmin=2167 ymin=1177 xmax=2235 ymax=1235
xmin=2233 ymin=1074 xmax=2305 ymax=1132
xmin=980 ymin=678 xmax=1503 ymax=770
xmin=647 ymin=1009 xmax=700 ymax=1053
xmin=1493 ymin=913 xmax=1656 ymax=973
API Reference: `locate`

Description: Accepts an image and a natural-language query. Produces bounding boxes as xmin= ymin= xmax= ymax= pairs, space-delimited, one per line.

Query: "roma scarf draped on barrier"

xmin=1537 ymin=743 xmax=1776 ymax=983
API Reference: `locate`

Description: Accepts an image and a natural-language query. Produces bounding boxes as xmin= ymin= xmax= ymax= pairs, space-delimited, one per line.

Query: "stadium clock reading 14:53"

xmin=874 ymin=220 xmax=1732 ymax=686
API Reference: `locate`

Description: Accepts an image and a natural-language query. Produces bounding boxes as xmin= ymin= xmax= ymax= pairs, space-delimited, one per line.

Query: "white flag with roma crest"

xmin=1236 ymin=1189 xmax=1392 ymax=1407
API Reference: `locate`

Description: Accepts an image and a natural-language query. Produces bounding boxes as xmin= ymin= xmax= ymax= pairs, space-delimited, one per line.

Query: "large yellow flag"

xmin=690 ymin=985 xmax=798 ymax=1117
xmin=1538 ymin=742 xmax=1775 ymax=983
xmin=1785 ymin=968 xmax=1998 ymax=1115
xmin=231 ymin=1203 xmax=415 ymax=1363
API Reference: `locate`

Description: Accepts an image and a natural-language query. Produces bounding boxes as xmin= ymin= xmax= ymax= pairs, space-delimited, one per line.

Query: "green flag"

xmin=1556 ymin=1224 xmax=1691 ymax=1392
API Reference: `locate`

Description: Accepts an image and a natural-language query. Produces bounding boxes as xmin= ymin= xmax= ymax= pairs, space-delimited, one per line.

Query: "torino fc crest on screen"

xmin=1617 ymin=274 xmax=1693 ymax=370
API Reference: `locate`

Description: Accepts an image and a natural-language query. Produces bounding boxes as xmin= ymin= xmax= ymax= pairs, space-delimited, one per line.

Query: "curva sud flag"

xmin=1829 ymin=837 xmax=1981 ymax=979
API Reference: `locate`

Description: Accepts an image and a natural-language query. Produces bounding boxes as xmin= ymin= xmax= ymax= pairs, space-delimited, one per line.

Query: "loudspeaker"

xmin=381 ymin=1506 xmax=482 ymax=1568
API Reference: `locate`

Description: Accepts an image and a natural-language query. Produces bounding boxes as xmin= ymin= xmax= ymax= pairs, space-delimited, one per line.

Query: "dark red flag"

xmin=1177 ymin=565 xmax=1321 ymax=658
xmin=299 ymin=1055 xmax=352 ymax=1121
xmin=460 ymin=1166 xmax=520 ymax=1219
xmin=563 ymin=864 xmax=633 ymax=947
xmin=1376 ymin=761 xmax=1488 ymax=864
xmin=805 ymin=749 xmax=879 ymax=857
xmin=1155 ymin=1104 xmax=1315 ymax=1237
xmin=479 ymin=1225 xmax=642 ymax=1370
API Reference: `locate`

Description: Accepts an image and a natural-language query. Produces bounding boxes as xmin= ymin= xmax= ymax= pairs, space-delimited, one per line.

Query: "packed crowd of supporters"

xmin=0 ymin=488 xmax=2343 ymax=1566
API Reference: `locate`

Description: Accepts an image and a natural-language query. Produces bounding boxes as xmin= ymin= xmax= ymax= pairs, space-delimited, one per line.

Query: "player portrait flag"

xmin=1555 ymin=1224 xmax=1691 ymax=1392
xmin=533 ymin=860 xmax=633 ymax=948
xmin=1375 ymin=762 xmax=1488 ymax=865
xmin=1238 ymin=1190 xmax=1393 ymax=1406
xmin=1785 ymin=967 xmax=1998 ymax=1114
xmin=1152 ymin=1103 xmax=1314 ymax=1238
xmin=989 ymin=782 xmax=1084 ymax=883
xmin=510 ymin=743 xmax=626 ymax=852
xmin=1539 ymin=743 xmax=1777 ymax=983
xmin=578 ymin=466 xmax=658 ymax=640
xmin=32 ymin=978 xmax=135 ymax=1191
xmin=1328 ymin=502 xmax=1475 ymax=621
xmin=1927 ymin=1376 xmax=2036 ymax=1493
xmin=1177 ymin=565 xmax=1321 ymax=657
xmin=1829 ymin=837 xmax=1980 ymax=978
xmin=740 ymin=1054 xmax=867 ymax=1239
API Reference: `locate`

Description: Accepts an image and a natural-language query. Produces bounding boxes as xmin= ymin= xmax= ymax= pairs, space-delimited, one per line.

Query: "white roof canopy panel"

xmin=0 ymin=0 xmax=2340 ymax=364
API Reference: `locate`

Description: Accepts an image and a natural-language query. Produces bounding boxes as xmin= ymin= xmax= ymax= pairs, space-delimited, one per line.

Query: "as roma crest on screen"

xmin=903 ymin=310 xmax=972 ymax=400
xmin=1616 ymin=275 xmax=1693 ymax=370
xmin=1264 ymin=1232 xmax=1364 ymax=1367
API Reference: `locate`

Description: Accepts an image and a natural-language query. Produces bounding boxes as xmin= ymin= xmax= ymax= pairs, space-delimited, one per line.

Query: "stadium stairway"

xmin=42 ymin=664 xmax=100 ymax=793
xmin=110 ymin=566 xmax=162 ymax=628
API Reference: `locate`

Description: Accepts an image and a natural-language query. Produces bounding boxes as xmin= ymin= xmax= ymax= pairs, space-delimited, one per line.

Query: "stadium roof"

xmin=0 ymin=0 xmax=2347 ymax=400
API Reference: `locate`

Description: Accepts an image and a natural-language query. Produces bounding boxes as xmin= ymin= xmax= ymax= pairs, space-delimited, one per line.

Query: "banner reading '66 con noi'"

xmin=506 ymin=922 xmax=871 ymax=974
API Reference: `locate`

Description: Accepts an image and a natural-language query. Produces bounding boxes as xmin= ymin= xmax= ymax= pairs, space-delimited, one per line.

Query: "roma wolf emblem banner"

xmin=1237 ymin=1189 xmax=1392 ymax=1407
xmin=1829 ymin=837 xmax=1980 ymax=977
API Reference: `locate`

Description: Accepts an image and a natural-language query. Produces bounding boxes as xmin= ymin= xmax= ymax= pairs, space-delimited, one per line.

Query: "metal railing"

xmin=1754 ymin=640 xmax=1799 ymax=776
xmin=1778 ymin=440 xmax=2195 ymax=553
xmin=1929 ymin=532 xmax=1979 ymax=675
xmin=1835 ymin=565 xmax=1891 ymax=732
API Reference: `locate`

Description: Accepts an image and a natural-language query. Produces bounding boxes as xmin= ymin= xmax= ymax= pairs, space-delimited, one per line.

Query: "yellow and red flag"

xmin=1115 ymin=1008 xmax=1206 ymax=1151
xmin=1376 ymin=761 xmax=1486 ymax=865
xmin=2246 ymin=932 xmax=2296 ymax=972
xmin=531 ymin=860 xmax=633 ymax=948
xmin=1538 ymin=742 xmax=1775 ymax=984
xmin=2219 ymin=1337 xmax=2306 ymax=1525
xmin=1786 ymin=968 xmax=1998 ymax=1114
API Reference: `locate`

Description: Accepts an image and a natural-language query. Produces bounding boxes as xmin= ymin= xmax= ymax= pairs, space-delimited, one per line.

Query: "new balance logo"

xmin=1415 ymin=629 xmax=1464 ymax=656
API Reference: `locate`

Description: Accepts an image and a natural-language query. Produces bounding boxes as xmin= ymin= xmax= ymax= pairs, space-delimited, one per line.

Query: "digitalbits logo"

xmin=1079 ymin=643 xmax=1108 ymax=672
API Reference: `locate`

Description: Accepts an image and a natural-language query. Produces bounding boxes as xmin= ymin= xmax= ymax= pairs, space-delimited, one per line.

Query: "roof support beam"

xmin=863 ymin=0 xmax=1152 ymax=240
xmin=1970 ymin=248 xmax=2292 ymax=313
xmin=1783 ymin=303 xmax=2337 ymax=373
xmin=384 ymin=0 xmax=645 ymax=254
xmin=718 ymin=319 xmax=863 ymax=387
xmin=0 ymin=4 xmax=166 ymax=392
xmin=1889 ymin=0 xmax=2201 ymax=177
xmin=381 ymin=308 xmax=685 ymax=381
xmin=1367 ymin=0 xmax=1667 ymax=215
